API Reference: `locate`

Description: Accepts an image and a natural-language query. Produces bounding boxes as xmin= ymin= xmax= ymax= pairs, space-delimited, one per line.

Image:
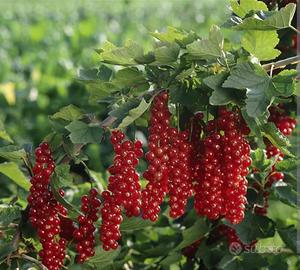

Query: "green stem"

xmin=290 ymin=26 xmax=300 ymax=35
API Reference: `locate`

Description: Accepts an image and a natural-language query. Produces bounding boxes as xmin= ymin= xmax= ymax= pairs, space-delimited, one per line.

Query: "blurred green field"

xmin=0 ymin=0 xmax=229 ymax=170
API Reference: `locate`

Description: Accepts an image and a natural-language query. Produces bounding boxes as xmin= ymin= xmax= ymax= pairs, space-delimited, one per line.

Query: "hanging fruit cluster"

xmin=27 ymin=143 xmax=67 ymax=270
xmin=26 ymin=97 xmax=297 ymax=269
xmin=100 ymin=130 xmax=143 ymax=250
xmin=254 ymin=105 xmax=297 ymax=215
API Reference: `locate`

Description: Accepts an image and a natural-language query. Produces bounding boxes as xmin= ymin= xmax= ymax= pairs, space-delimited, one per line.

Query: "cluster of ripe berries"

xmin=27 ymin=142 xmax=67 ymax=270
xmin=74 ymin=188 xmax=101 ymax=263
xmin=142 ymin=91 xmax=193 ymax=220
xmin=254 ymin=106 xmax=297 ymax=215
xmin=100 ymin=130 xmax=143 ymax=251
xmin=141 ymin=92 xmax=251 ymax=225
xmin=193 ymin=108 xmax=251 ymax=224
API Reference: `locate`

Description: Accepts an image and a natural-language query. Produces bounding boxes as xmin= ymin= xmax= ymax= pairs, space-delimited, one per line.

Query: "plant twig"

xmin=20 ymin=254 xmax=48 ymax=270
xmin=262 ymin=55 xmax=300 ymax=71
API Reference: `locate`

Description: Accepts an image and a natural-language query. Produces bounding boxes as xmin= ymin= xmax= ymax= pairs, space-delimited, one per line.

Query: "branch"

xmin=262 ymin=55 xmax=300 ymax=71
xmin=21 ymin=254 xmax=48 ymax=270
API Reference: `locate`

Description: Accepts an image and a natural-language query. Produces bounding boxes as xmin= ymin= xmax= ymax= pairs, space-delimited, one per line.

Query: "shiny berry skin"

xmin=75 ymin=188 xmax=101 ymax=263
xmin=193 ymin=109 xmax=251 ymax=224
xmin=27 ymin=142 xmax=67 ymax=270
xmin=100 ymin=130 xmax=143 ymax=250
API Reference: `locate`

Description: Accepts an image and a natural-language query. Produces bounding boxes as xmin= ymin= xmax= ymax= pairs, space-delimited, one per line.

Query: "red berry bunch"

xmin=100 ymin=191 xmax=122 ymax=251
xmin=142 ymin=91 xmax=171 ymax=221
xmin=220 ymin=109 xmax=251 ymax=224
xmin=268 ymin=105 xmax=297 ymax=136
xmin=254 ymin=105 xmax=297 ymax=215
xmin=194 ymin=108 xmax=251 ymax=224
xmin=168 ymin=128 xmax=193 ymax=218
xmin=142 ymin=91 xmax=193 ymax=220
xmin=28 ymin=142 xmax=67 ymax=270
xmin=108 ymin=130 xmax=143 ymax=217
xmin=100 ymin=130 xmax=142 ymax=250
xmin=74 ymin=188 xmax=101 ymax=263
xmin=194 ymin=129 xmax=224 ymax=220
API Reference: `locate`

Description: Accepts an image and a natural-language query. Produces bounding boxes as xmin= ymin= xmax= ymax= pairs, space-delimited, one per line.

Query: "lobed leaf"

xmin=0 ymin=162 xmax=30 ymax=191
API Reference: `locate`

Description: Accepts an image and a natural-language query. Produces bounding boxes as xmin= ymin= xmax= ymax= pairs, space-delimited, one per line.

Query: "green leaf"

xmin=260 ymin=122 xmax=292 ymax=156
xmin=0 ymin=205 xmax=21 ymax=226
xmin=154 ymin=43 xmax=180 ymax=64
xmin=275 ymin=158 xmax=299 ymax=171
xmin=230 ymin=0 xmax=268 ymax=18
xmin=97 ymin=40 xmax=146 ymax=66
xmin=66 ymin=121 xmax=103 ymax=144
xmin=87 ymin=82 xmax=116 ymax=104
xmin=113 ymin=67 xmax=149 ymax=91
xmin=51 ymin=104 xmax=84 ymax=122
xmin=77 ymin=66 xmax=116 ymax=104
xmin=160 ymin=252 xmax=182 ymax=266
xmin=223 ymin=62 xmax=275 ymax=118
xmin=169 ymin=85 xmax=209 ymax=112
xmin=204 ymin=72 xmax=243 ymax=105
xmin=109 ymin=98 xmax=144 ymax=128
xmin=175 ymin=219 xmax=208 ymax=250
xmin=241 ymin=30 xmax=280 ymax=61
xmin=88 ymin=247 xmax=120 ymax=263
xmin=251 ymin=149 xmax=272 ymax=172
xmin=120 ymin=216 xmax=152 ymax=231
xmin=186 ymin=25 xmax=224 ymax=60
xmin=217 ymin=254 xmax=239 ymax=269
xmin=77 ymin=66 xmax=113 ymax=82
xmin=0 ymin=242 xmax=16 ymax=260
xmin=50 ymin=174 xmax=81 ymax=218
xmin=241 ymin=109 xmax=264 ymax=147
xmin=272 ymin=69 xmax=298 ymax=97
xmin=277 ymin=226 xmax=297 ymax=253
xmin=233 ymin=4 xmax=296 ymax=31
xmin=0 ymin=146 xmax=26 ymax=161
xmin=272 ymin=182 xmax=297 ymax=208
xmin=0 ymin=119 xmax=13 ymax=143
xmin=117 ymin=98 xmax=151 ymax=129
xmin=0 ymin=162 xmax=30 ymax=191
xmin=228 ymin=211 xmax=275 ymax=243
xmin=54 ymin=164 xmax=73 ymax=187
xmin=151 ymin=26 xmax=197 ymax=47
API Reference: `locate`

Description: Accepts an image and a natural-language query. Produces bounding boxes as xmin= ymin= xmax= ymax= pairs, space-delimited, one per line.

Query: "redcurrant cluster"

xmin=100 ymin=130 xmax=142 ymax=250
xmin=219 ymin=109 xmax=251 ymax=224
xmin=73 ymin=188 xmax=101 ymax=263
xmin=100 ymin=191 xmax=122 ymax=251
xmin=194 ymin=129 xmax=224 ymax=220
xmin=142 ymin=91 xmax=193 ymax=220
xmin=168 ymin=128 xmax=193 ymax=218
xmin=28 ymin=142 xmax=67 ymax=270
xmin=268 ymin=106 xmax=296 ymax=136
xmin=254 ymin=105 xmax=296 ymax=215
xmin=194 ymin=108 xmax=251 ymax=224
xmin=142 ymin=91 xmax=171 ymax=221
